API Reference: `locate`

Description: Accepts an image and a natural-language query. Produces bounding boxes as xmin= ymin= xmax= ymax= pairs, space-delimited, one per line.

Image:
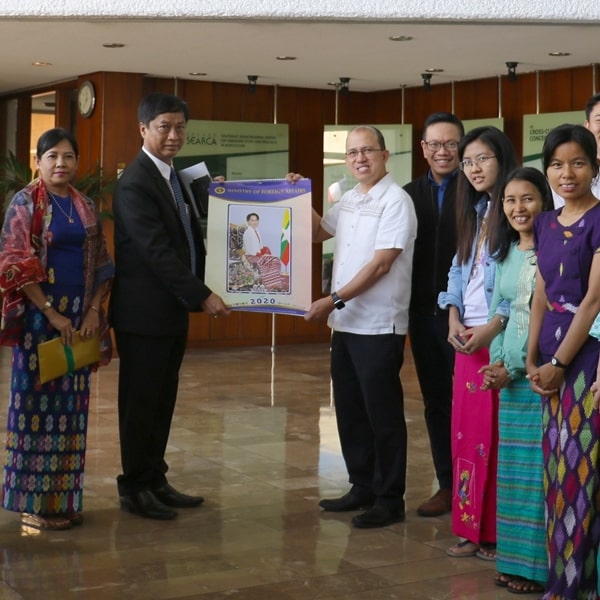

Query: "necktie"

xmin=170 ymin=167 xmax=196 ymax=273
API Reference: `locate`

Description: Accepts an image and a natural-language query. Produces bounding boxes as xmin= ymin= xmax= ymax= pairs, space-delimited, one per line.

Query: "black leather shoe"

xmin=120 ymin=489 xmax=178 ymax=520
xmin=351 ymin=505 xmax=405 ymax=528
xmin=318 ymin=491 xmax=374 ymax=512
xmin=152 ymin=483 xmax=204 ymax=508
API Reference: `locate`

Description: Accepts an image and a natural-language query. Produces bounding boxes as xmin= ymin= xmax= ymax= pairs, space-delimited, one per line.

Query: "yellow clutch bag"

xmin=37 ymin=331 xmax=101 ymax=384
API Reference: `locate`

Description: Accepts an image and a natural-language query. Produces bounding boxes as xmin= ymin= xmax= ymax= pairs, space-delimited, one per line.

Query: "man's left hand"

xmin=304 ymin=296 xmax=334 ymax=322
xmin=202 ymin=292 xmax=231 ymax=318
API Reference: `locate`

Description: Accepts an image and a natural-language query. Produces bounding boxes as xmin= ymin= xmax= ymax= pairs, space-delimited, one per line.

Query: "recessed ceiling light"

xmin=425 ymin=68 xmax=444 ymax=73
xmin=389 ymin=35 xmax=413 ymax=42
xmin=276 ymin=56 xmax=296 ymax=61
xmin=548 ymin=51 xmax=571 ymax=57
xmin=102 ymin=43 xmax=125 ymax=48
xmin=189 ymin=72 xmax=208 ymax=77
xmin=32 ymin=61 xmax=52 ymax=67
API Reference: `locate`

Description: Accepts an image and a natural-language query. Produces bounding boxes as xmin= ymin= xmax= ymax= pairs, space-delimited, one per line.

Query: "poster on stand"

xmin=205 ymin=179 xmax=312 ymax=316
xmin=522 ymin=111 xmax=584 ymax=169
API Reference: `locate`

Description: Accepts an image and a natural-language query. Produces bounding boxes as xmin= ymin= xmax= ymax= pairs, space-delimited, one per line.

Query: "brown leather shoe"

xmin=417 ymin=488 xmax=452 ymax=517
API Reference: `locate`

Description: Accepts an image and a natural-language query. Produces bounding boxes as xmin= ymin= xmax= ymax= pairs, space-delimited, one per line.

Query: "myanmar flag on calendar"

xmin=280 ymin=209 xmax=290 ymax=266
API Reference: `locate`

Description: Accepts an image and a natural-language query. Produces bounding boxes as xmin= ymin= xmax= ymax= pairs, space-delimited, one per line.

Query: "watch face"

xmin=78 ymin=81 xmax=95 ymax=117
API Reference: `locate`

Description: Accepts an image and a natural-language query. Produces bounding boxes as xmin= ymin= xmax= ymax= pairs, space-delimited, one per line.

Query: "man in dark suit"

xmin=110 ymin=92 xmax=230 ymax=520
xmin=403 ymin=112 xmax=463 ymax=517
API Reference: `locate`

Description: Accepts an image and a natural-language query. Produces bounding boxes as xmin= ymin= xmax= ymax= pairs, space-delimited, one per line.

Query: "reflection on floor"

xmin=0 ymin=342 xmax=505 ymax=599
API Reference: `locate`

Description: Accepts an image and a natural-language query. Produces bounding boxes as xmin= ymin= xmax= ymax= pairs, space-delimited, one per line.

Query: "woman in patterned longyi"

xmin=526 ymin=124 xmax=600 ymax=600
xmin=0 ymin=128 xmax=114 ymax=531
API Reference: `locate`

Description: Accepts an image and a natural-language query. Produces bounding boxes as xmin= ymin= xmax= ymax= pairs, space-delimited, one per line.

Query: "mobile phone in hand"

xmin=454 ymin=334 xmax=465 ymax=346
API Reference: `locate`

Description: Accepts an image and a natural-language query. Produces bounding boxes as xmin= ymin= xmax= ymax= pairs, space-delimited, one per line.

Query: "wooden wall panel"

xmin=454 ymin=77 xmax=499 ymax=121
xmin=500 ymin=72 xmax=535 ymax=161
xmin=15 ymin=95 xmax=32 ymax=163
xmin=337 ymin=91 xmax=371 ymax=126
xmin=177 ymin=80 xmax=215 ymax=119
xmin=571 ymin=66 xmax=598 ymax=114
xmin=539 ymin=69 xmax=573 ymax=114
xmin=99 ymin=72 xmax=145 ymax=179
xmin=372 ymin=88 xmax=406 ymax=125
xmin=143 ymin=77 xmax=177 ymax=97
xmin=209 ymin=82 xmax=273 ymax=123
xmin=54 ymin=87 xmax=74 ymax=131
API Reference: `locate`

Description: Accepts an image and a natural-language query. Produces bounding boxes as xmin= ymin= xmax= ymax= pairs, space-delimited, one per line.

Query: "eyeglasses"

xmin=423 ymin=140 xmax=459 ymax=152
xmin=345 ymin=147 xmax=384 ymax=159
xmin=459 ymin=155 xmax=497 ymax=171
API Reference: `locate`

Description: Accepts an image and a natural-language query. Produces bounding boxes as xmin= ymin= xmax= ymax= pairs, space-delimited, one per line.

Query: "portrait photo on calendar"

xmin=226 ymin=204 xmax=291 ymax=295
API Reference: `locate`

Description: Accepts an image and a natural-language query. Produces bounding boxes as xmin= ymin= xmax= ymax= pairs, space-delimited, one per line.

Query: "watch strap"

xmin=551 ymin=356 xmax=569 ymax=369
xmin=331 ymin=292 xmax=345 ymax=310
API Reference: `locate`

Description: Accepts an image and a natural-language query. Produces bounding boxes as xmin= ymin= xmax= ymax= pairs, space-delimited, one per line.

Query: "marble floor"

xmin=0 ymin=341 xmax=511 ymax=599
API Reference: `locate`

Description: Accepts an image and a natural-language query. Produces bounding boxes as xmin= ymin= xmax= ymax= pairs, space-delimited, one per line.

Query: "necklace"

xmin=49 ymin=191 xmax=74 ymax=224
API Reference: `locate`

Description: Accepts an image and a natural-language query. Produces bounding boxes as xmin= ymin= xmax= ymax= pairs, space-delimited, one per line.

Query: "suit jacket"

xmin=110 ymin=150 xmax=212 ymax=335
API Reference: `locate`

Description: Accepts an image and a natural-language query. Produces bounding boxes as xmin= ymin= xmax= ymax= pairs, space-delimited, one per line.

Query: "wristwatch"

xmin=550 ymin=356 xmax=569 ymax=369
xmin=331 ymin=292 xmax=345 ymax=310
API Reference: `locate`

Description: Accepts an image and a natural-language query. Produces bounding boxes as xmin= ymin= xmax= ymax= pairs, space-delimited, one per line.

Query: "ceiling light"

xmin=32 ymin=61 xmax=52 ymax=67
xmin=102 ymin=43 xmax=125 ymax=48
xmin=424 ymin=68 xmax=444 ymax=73
xmin=389 ymin=35 xmax=413 ymax=42
xmin=548 ymin=51 xmax=571 ymax=57
xmin=189 ymin=72 xmax=207 ymax=77
xmin=276 ymin=56 xmax=296 ymax=61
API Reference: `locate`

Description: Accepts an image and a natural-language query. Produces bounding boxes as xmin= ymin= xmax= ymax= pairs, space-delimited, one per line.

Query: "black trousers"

xmin=115 ymin=330 xmax=187 ymax=495
xmin=330 ymin=331 xmax=407 ymax=508
xmin=408 ymin=312 xmax=454 ymax=490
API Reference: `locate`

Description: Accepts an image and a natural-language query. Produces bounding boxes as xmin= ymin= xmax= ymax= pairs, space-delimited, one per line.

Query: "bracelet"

xmin=40 ymin=300 xmax=52 ymax=313
xmin=90 ymin=305 xmax=100 ymax=312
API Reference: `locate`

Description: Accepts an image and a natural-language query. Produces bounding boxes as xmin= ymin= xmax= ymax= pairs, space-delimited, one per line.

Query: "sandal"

xmin=20 ymin=513 xmax=72 ymax=530
xmin=476 ymin=543 xmax=496 ymax=561
xmin=495 ymin=572 xmax=514 ymax=587
xmin=66 ymin=512 xmax=84 ymax=526
xmin=446 ymin=539 xmax=479 ymax=557
xmin=507 ymin=576 xmax=544 ymax=595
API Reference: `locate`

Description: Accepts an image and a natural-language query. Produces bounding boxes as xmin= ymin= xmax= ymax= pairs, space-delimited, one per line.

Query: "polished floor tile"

xmin=0 ymin=342 xmax=508 ymax=599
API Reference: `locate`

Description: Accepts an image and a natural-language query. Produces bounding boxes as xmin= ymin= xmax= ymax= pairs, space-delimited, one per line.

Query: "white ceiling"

xmin=1 ymin=19 xmax=599 ymax=97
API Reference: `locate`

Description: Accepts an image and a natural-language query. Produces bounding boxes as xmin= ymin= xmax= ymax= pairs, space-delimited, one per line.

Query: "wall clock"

xmin=77 ymin=80 xmax=96 ymax=118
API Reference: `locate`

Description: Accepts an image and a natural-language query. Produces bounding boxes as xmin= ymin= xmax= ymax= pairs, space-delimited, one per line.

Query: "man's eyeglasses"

xmin=459 ymin=155 xmax=497 ymax=171
xmin=423 ymin=140 xmax=459 ymax=152
xmin=345 ymin=147 xmax=384 ymax=159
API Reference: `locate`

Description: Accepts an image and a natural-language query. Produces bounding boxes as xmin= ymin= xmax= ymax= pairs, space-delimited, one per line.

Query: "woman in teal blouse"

xmin=479 ymin=167 xmax=553 ymax=594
